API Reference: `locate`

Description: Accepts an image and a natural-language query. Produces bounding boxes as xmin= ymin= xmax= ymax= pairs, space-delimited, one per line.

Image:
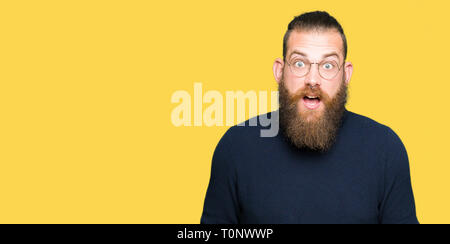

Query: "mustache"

xmin=289 ymin=85 xmax=331 ymax=104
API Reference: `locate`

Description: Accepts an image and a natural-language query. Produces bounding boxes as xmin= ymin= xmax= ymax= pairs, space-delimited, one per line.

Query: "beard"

xmin=278 ymin=74 xmax=348 ymax=152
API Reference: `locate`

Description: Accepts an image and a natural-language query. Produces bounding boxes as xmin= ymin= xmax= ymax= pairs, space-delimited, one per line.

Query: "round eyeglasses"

xmin=286 ymin=58 xmax=342 ymax=80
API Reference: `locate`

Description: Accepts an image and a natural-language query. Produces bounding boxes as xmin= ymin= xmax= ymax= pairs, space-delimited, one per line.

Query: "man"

xmin=201 ymin=11 xmax=419 ymax=224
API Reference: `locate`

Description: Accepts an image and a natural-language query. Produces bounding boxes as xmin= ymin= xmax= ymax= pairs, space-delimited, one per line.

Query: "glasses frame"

xmin=286 ymin=58 xmax=344 ymax=80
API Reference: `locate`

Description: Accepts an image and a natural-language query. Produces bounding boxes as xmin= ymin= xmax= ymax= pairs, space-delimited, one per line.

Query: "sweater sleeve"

xmin=200 ymin=128 xmax=240 ymax=224
xmin=378 ymin=127 xmax=419 ymax=224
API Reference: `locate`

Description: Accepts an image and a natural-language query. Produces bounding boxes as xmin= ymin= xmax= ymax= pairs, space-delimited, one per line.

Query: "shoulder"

xmin=214 ymin=111 xmax=278 ymax=155
xmin=345 ymin=110 xmax=408 ymax=166
xmin=220 ymin=111 xmax=276 ymax=141
xmin=211 ymin=112 xmax=276 ymax=170
xmin=345 ymin=110 xmax=402 ymax=145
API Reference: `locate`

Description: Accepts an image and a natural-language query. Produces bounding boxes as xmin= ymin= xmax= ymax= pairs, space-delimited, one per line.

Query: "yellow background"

xmin=0 ymin=0 xmax=448 ymax=223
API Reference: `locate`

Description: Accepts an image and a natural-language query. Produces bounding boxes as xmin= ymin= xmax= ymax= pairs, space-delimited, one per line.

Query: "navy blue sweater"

xmin=201 ymin=109 xmax=419 ymax=224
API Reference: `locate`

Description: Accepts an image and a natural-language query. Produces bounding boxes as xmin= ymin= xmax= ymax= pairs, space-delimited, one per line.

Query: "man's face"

xmin=283 ymin=29 xmax=347 ymax=121
xmin=273 ymin=29 xmax=353 ymax=151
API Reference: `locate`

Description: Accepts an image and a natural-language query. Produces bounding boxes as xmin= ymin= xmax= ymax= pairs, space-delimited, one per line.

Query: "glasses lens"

xmin=319 ymin=60 xmax=339 ymax=79
xmin=290 ymin=59 xmax=309 ymax=77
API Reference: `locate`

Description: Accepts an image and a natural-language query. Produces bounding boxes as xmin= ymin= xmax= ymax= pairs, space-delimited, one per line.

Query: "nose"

xmin=304 ymin=63 xmax=321 ymax=87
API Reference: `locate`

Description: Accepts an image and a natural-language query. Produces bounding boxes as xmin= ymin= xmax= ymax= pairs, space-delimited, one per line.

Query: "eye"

xmin=294 ymin=61 xmax=305 ymax=68
xmin=322 ymin=62 xmax=334 ymax=70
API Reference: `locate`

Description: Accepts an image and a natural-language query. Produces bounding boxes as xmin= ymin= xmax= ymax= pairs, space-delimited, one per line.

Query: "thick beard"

xmin=278 ymin=75 xmax=348 ymax=152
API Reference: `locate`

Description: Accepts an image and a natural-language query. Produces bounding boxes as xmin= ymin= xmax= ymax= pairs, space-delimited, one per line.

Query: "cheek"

xmin=283 ymin=73 xmax=306 ymax=94
xmin=322 ymin=81 xmax=341 ymax=98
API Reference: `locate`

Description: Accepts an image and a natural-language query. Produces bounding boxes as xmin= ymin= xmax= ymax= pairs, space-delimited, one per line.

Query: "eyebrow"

xmin=289 ymin=50 xmax=340 ymax=60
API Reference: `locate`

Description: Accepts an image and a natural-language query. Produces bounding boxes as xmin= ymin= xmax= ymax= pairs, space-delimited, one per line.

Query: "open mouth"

xmin=302 ymin=95 xmax=321 ymax=110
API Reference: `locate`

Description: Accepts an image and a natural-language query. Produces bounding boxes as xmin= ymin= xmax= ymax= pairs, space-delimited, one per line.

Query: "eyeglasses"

xmin=286 ymin=58 xmax=342 ymax=80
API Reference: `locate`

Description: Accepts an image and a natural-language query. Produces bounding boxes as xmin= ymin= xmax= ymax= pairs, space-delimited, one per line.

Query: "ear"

xmin=343 ymin=61 xmax=353 ymax=86
xmin=273 ymin=58 xmax=284 ymax=84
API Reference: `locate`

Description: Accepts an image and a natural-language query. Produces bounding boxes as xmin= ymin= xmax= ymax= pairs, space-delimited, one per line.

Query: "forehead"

xmin=287 ymin=30 xmax=344 ymax=60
